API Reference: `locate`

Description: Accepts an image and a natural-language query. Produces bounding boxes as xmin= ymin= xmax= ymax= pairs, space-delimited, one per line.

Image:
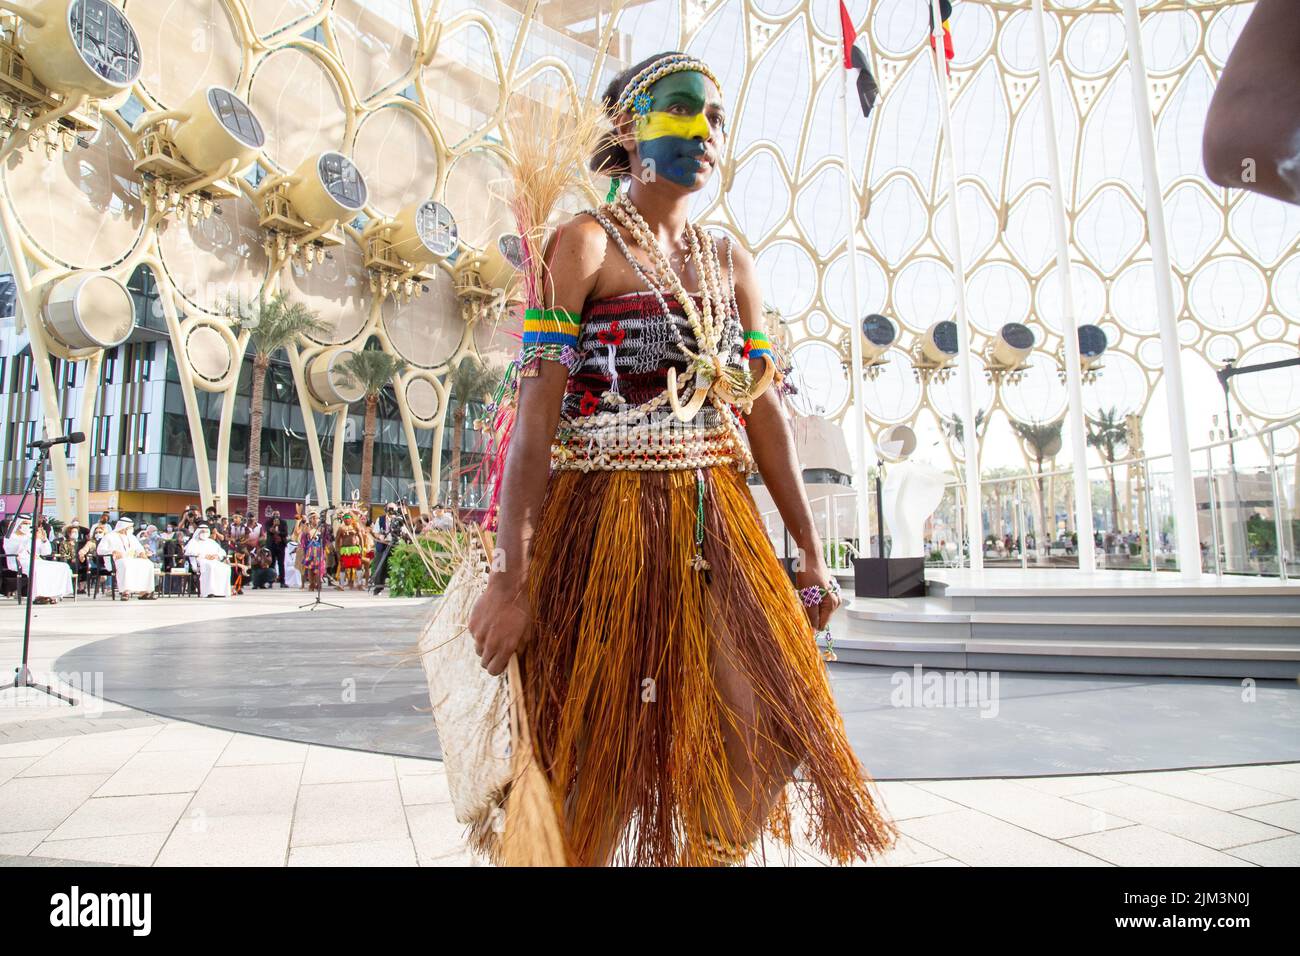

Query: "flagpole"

xmin=1031 ymin=0 xmax=1096 ymax=574
xmin=1119 ymin=0 xmax=1201 ymax=579
xmin=928 ymin=0 xmax=983 ymax=571
xmin=840 ymin=28 xmax=874 ymax=567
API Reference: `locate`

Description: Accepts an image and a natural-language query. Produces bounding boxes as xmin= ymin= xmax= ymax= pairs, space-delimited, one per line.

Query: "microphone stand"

xmin=0 ymin=445 xmax=76 ymax=705
xmin=299 ymin=503 xmax=342 ymax=611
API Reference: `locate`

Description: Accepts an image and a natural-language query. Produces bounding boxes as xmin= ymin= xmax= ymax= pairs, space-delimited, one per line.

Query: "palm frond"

xmin=225 ymin=290 xmax=330 ymax=359
xmin=335 ymin=349 xmax=409 ymax=398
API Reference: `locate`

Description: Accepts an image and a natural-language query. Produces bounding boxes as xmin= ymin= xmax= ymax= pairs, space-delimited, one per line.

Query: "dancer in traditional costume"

xmin=335 ymin=512 xmax=363 ymax=590
xmin=466 ymin=51 xmax=898 ymax=867
xmin=301 ymin=526 xmax=326 ymax=592
xmin=4 ymin=517 xmax=73 ymax=604
xmin=184 ymin=524 xmax=232 ymax=598
xmin=98 ymin=518 xmax=157 ymax=599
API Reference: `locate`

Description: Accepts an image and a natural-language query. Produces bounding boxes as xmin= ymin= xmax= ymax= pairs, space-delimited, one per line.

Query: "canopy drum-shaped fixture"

xmin=42 ymin=270 xmax=134 ymax=350
xmin=306 ymin=348 xmax=366 ymax=407
xmin=919 ymin=319 xmax=959 ymax=366
xmin=1078 ymin=324 xmax=1108 ymax=372
xmin=988 ymin=322 xmax=1035 ymax=370
xmin=13 ymin=0 xmax=140 ymax=99
xmin=861 ymin=313 xmax=897 ymax=363
xmin=387 ymin=199 xmax=457 ymax=267
xmin=168 ymin=86 xmax=265 ymax=177
xmin=286 ymin=152 xmax=368 ymax=227
xmin=477 ymin=233 xmax=523 ymax=294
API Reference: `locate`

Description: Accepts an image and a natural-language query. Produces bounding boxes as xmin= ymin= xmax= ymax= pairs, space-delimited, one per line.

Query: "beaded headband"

xmin=612 ymin=53 xmax=723 ymax=118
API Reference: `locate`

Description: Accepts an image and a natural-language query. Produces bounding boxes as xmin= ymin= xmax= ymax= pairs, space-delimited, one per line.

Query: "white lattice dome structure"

xmin=0 ymin=0 xmax=1293 ymax=551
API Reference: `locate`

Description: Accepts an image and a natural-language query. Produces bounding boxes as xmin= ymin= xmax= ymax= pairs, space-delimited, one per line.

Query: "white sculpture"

xmin=882 ymin=461 xmax=947 ymax=559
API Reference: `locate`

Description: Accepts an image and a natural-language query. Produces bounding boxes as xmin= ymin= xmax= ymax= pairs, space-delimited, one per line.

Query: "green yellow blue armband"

xmin=742 ymin=329 xmax=772 ymax=362
xmin=518 ymin=307 xmax=583 ymax=377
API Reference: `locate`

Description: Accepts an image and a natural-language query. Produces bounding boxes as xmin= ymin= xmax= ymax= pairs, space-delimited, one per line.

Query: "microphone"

xmin=27 ymin=432 xmax=86 ymax=450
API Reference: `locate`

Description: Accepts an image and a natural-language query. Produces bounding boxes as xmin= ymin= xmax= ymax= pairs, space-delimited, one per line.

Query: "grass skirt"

xmin=519 ymin=463 xmax=899 ymax=866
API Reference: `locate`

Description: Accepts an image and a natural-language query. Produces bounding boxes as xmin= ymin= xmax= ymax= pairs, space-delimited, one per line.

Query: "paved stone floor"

xmin=1 ymin=589 xmax=1297 ymax=867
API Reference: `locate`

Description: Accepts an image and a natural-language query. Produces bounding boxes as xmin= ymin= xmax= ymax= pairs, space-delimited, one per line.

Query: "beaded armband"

xmin=741 ymin=329 xmax=773 ymax=362
xmin=518 ymin=307 xmax=584 ymax=377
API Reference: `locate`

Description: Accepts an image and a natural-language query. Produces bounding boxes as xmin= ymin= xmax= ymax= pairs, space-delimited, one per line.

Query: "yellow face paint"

xmin=635 ymin=110 xmax=711 ymax=143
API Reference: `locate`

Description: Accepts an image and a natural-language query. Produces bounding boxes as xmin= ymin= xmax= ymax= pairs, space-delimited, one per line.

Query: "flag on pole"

xmin=928 ymin=1 xmax=955 ymax=74
xmin=839 ymin=1 xmax=879 ymax=118
xmin=839 ymin=0 xmax=857 ymax=67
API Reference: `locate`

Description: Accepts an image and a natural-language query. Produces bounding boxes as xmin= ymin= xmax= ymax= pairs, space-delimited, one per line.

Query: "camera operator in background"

xmin=369 ymin=502 xmax=407 ymax=595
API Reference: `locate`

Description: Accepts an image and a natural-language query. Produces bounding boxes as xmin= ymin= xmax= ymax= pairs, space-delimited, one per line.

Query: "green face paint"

xmin=633 ymin=70 xmax=725 ymax=187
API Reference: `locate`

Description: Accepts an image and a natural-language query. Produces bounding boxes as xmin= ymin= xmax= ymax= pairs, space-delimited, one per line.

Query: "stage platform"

xmin=45 ymin=596 xmax=1300 ymax=779
xmin=839 ymin=568 xmax=1300 ymax=679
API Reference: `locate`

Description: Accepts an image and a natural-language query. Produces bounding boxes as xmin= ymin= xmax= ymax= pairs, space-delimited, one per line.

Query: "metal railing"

xmin=757 ymin=413 xmax=1300 ymax=579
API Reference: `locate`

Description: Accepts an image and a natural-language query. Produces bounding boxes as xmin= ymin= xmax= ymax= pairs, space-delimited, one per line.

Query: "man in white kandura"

xmin=184 ymin=524 xmax=231 ymax=598
xmin=97 ymin=517 xmax=157 ymax=600
xmin=3 ymin=517 xmax=73 ymax=605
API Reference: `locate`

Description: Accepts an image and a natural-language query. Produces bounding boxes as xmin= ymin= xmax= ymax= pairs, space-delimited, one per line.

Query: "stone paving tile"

xmin=405 ymin=802 xmax=469 ymax=864
xmin=0 ymin=773 xmax=111 ymax=833
xmin=1064 ymin=825 xmax=1257 ymax=867
xmin=155 ymin=813 xmax=292 ymax=867
xmin=18 ymin=733 xmax=152 ymax=778
xmin=301 ymin=746 xmax=396 ymax=785
xmin=908 ymin=858 xmax=969 ymax=866
xmin=1066 ymin=786 xmax=1291 ymax=850
xmin=0 ymin=829 xmax=51 ymax=856
xmin=139 ymin=723 xmax=235 ymax=753
xmin=1224 ymin=834 xmax=1300 ymax=866
xmin=291 ymin=780 xmax=408 ymax=847
xmin=0 ymin=755 xmax=39 ymax=786
xmin=915 ymin=778 xmax=1134 ymax=840
xmin=896 ymin=809 xmax=1113 ymax=866
xmin=1202 ymin=766 xmax=1300 ymax=799
xmin=47 ymin=793 xmax=191 ymax=842
xmin=0 ymin=853 xmax=120 ymax=867
xmin=397 ymin=771 xmax=452 ymax=806
xmin=874 ymin=780 xmax=965 ymax=819
xmin=94 ymin=748 xmax=222 ymax=797
xmin=1013 ymin=775 xmax=1134 ymax=797
xmin=215 ymin=734 xmax=308 ymax=767
xmin=183 ymin=763 xmax=303 ymax=818
xmin=394 ymin=756 xmax=444 ymax=776
xmin=1107 ymin=769 xmax=1296 ymax=811
xmin=0 ymin=736 xmax=71 ymax=760
xmin=1233 ymin=799 xmax=1300 ymax=832
xmin=31 ymin=831 xmax=168 ymax=867
xmin=288 ymin=839 xmax=418 ymax=866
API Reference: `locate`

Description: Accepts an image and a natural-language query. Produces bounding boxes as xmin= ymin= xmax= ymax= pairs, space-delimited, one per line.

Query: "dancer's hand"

xmin=794 ymin=556 xmax=841 ymax=633
xmin=470 ymin=577 xmax=532 ymax=677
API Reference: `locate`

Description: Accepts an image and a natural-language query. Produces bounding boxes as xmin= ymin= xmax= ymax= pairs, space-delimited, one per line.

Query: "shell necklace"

xmin=606 ymin=192 xmax=770 ymax=421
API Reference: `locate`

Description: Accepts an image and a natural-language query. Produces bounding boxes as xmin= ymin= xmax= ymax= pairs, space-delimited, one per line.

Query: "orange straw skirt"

xmin=518 ymin=462 xmax=899 ymax=866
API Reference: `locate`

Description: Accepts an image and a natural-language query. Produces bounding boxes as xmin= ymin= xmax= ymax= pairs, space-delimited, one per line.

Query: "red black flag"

xmin=839 ymin=1 xmax=879 ymax=118
xmin=928 ymin=0 xmax=955 ymax=73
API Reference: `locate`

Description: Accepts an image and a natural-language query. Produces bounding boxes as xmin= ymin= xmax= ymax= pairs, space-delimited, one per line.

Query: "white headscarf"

xmin=185 ymin=524 xmax=224 ymax=559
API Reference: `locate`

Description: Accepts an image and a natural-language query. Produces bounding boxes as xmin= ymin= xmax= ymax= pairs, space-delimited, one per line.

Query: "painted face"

xmin=632 ymin=70 xmax=726 ymax=188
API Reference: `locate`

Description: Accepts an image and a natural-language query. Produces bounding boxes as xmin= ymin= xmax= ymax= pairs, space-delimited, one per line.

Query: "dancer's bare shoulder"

xmin=542 ymin=213 xmax=607 ymax=303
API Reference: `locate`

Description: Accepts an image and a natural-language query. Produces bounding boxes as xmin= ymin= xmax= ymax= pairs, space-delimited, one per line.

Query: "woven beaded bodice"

xmin=559 ymin=289 xmax=746 ymax=418
xmin=541 ymin=286 xmax=755 ymax=473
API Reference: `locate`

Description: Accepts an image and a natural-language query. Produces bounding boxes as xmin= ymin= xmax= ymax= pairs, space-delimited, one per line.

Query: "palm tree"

xmin=227 ymin=291 xmax=329 ymax=519
xmin=446 ymin=354 xmax=502 ymax=514
xmin=1011 ymin=418 xmax=1064 ymax=552
xmin=335 ymin=347 xmax=409 ymax=509
xmin=1086 ymin=407 xmax=1130 ymax=533
xmin=942 ymin=408 xmax=987 ymax=450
